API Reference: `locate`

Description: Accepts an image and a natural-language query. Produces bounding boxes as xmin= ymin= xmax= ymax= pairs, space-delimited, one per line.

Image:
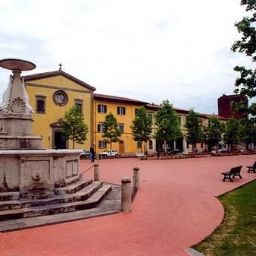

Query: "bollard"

xmin=94 ymin=163 xmax=100 ymax=181
xmin=133 ymin=167 xmax=140 ymax=191
xmin=121 ymin=177 xmax=131 ymax=212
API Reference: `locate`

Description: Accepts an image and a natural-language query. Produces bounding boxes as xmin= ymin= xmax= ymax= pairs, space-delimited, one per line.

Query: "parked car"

xmin=167 ymin=149 xmax=181 ymax=155
xmin=211 ymin=148 xmax=229 ymax=154
xmin=80 ymin=150 xmax=91 ymax=159
xmin=99 ymin=150 xmax=119 ymax=158
xmin=136 ymin=152 xmax=145 ymax=158
xmin=219 ymin=148 xmax=229 ymax=153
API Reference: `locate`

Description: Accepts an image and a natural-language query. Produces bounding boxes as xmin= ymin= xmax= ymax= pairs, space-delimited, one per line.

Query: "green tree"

xmin=185 ymin=109 xmax=203 ymax=153
xmin=231 ymin=0 xmax=256 ymax=115
xmin=240 ymin=118 xmax=256 ymax=150
xmin=102 ymin=113 xmax=121 ymax=150
xmin=224 ymin=119 xmax=242 ymax=151
xmin=62 ymin=106 xmax=88 ymax=149
xmin=203 ymin=117 xmax=224 ymax=151
xmin=131 ymin=107 xmax=152 ymax=153
xmin=155 ymin=100 xmax=182 ymax=155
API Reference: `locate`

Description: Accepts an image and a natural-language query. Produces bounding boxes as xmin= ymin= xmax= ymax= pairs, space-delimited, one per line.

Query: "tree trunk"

xmin=192 ymin=143 xmax=196 ymax=156
xmin=164 ymin=140 xmax=167 ymax=155
xmin=143 ymin=141 xmax=147 ymax=155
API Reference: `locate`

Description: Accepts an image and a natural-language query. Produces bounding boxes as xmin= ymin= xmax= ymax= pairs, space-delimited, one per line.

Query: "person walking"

xmin=90 ymin=146 xmax=95 ymax=163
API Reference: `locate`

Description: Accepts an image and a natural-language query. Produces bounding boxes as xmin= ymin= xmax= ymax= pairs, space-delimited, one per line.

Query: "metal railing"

xmin=80 ymin=163 xmax=100 ymax=181
xmin=80 ymin=164 xmax=94 ymax=176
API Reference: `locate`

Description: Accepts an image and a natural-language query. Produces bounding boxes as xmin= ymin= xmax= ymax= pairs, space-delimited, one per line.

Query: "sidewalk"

xmin=0 ymin=155 xmax=255 ymax=256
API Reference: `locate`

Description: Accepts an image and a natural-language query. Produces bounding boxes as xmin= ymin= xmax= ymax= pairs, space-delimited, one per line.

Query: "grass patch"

xmin=194 ymin=180 xmax=256 ymax=256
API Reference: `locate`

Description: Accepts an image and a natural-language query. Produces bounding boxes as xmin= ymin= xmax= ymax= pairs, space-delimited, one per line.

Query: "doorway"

xmin=54 ymin=130 xmax=67 ymax=149
xmin=119 ymin=140 xmax=124 ymax=154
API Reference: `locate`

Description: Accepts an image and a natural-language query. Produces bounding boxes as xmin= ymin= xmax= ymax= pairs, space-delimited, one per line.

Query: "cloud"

xmin=0 ymin=0 xmax=250 ymax=114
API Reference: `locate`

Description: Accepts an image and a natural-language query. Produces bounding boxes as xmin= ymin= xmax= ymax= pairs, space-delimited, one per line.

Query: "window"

xmin=97 ymin=122 xmax=105 ymax=133
xmin=98 ymin=140 xmax=107 ymax=149
xmin=53 ymin=90 xmax=68 ymax=106
xmin=36 ymin=95 xmax=46 ymax=113
xmin=98 ymin=104 xmax=107 ymax=113
xmin=118 ymin=123 xmax=124 ymax=133
xmin=74 ymin=99 xmax=83 ymax=113
xmin=149 ymin=140 xmax=153 ymax=149
xmin=117 ymin=106 xmax=126 ymax=115
xmin=135 ymin=108 xmax=139 ymax=115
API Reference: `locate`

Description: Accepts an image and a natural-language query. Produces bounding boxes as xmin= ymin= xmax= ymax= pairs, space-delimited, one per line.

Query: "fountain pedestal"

xmin=0 ymin=113 xmax=42 ymax=149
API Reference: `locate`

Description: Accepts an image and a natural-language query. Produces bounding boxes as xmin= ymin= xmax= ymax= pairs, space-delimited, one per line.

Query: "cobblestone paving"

xmin=0 ymin=155 xmax=255 ymax=256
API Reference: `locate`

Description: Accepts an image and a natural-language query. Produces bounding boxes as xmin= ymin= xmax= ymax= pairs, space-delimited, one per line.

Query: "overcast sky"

xmin=0 ymin=0 xmax=251 ymax=114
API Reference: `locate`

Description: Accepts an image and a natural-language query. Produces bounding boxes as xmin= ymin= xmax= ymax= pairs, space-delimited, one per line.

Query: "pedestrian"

xmin=90 ymin=146 xmax=95 ymax=163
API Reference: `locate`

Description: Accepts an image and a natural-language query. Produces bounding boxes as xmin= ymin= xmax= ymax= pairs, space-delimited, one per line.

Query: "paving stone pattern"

xmin=0 ymin=155 xmax=255 ymax=256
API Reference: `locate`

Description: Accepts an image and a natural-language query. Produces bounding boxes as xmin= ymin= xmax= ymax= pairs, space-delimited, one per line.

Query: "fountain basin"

xmin=0 ymin=149 xmax=82 ymax=197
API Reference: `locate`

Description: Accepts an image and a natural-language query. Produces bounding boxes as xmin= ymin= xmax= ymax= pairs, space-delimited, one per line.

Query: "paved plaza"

xmin=0 ymin=155 xmax=255 ymax=256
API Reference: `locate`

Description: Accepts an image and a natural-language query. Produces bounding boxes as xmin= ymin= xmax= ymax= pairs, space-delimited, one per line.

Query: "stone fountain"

xmin=0 ymin=59 xmax=112 ymax=225
xmin=0 ymin=58 xmax=83 ymax=198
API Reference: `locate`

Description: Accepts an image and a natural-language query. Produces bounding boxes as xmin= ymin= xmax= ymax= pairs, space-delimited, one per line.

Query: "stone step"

xmin=0 ymin=184 xmax=111 ymax=220
xmin=21 ymin=181 xmax=103 ymax=207
xmin=20 ymin=188 xmax=55 ymax=200
xmin=85 ymin=185 xmax=113 ymax=205
xmin=63 ymin=175 xmax=80 ymax=186
xmin=55 ymin=178 xmax=93 ymax=195
xmin=0 ymin=184 xmax=120 ymax=232
xmin=0 ymin=181 xmax=102 ymax=210
xmin=0 ymin=200 xmax=21 ymax=210
xmin=0 ymin=191 xmax=20 ymax=201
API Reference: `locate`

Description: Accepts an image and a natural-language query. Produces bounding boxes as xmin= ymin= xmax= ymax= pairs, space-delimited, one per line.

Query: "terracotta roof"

xmin=94 ymin=93 xmax=149 ymax=105
xmin=146 ymin=103 xmax=190 ymax=114
xmin=147 ymin=103 xmax=227 ymax=120
xmin=200 ymin=113 xmax=228 ymax=120
xmin=23 ymin=70 xmax=96 ymax=91
xmin=146 ymin=103 xmax=160 ymax=110
xmin=146 ymin=104 xmax=189 ymax=114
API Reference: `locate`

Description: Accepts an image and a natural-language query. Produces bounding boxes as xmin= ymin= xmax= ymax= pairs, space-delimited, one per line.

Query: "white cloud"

xmin=0 ymin=0 xmax=250 ymax=113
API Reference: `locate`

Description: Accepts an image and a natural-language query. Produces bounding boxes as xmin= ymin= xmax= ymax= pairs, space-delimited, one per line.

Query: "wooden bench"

xmin=221 ymin=166 xmax=243 ymax=182
xmin=247 ymin=161 xmax=256 ymax=173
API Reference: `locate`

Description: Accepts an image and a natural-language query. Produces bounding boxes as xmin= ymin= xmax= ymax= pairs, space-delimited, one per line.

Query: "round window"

xmin=53 ymin=90 xmax=68 ymax=106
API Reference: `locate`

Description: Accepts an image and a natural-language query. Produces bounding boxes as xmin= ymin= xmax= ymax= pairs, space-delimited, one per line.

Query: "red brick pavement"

xmin=0 ymin=155 xmax=255 ymax=256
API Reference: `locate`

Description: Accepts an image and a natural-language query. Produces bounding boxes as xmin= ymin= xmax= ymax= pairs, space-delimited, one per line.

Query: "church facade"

xmin=24 ymin=68 xmax=95 ymax=150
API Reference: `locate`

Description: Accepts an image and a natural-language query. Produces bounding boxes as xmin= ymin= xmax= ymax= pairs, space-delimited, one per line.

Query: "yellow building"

xmin=24 ymin=68 xmax=95 ymax=149
xmin=93 ymin=94 xmax=149 ymax=155
xmin=23 ymin=67 xmax=227 ymax=155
